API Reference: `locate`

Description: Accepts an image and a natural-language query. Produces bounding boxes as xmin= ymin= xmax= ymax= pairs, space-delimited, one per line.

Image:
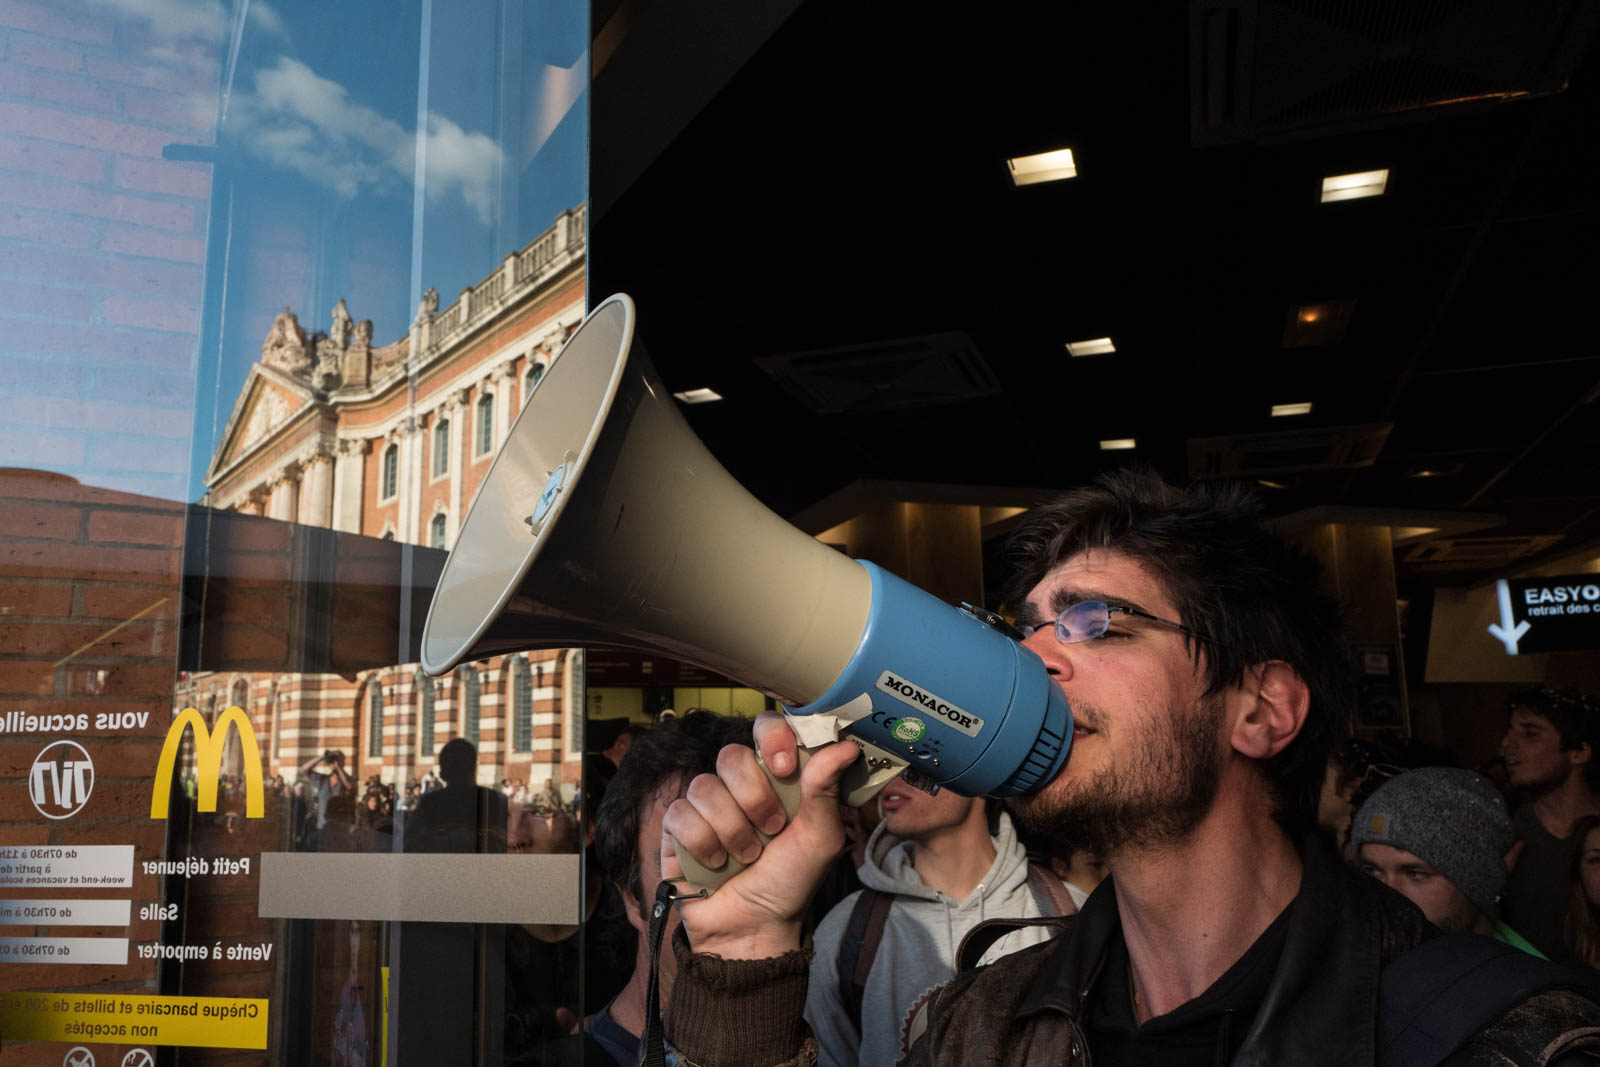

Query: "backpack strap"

xmin=1378 ymin=932 xmax=1600 ymax=1067
xmin=837 ymin=889 xmax=894 ymax=1036
xmin=1026 ymin=863 xmax=1077 ymax=918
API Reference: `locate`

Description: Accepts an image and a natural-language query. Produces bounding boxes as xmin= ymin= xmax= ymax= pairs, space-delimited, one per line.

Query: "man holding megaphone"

xmin=659 ymin=473 xmax=1600 ymax=1066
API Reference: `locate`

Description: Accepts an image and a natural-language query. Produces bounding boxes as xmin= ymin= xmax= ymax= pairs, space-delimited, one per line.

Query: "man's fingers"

xmin=753 ymin=711 xmax=799 ymax=776
xmin=686 ymin=770 xmax=766 ymax=864
xmin=798 ymin=740 xmax=863 ymax=803
xmin=719 ymin=743 xmax=788 ymax=836
xmin=661 ymin=793 xmax=728 ymax=871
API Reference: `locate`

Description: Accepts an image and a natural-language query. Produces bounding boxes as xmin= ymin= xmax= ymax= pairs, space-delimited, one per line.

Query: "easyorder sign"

xmin=1487 ymin=575 xmax=1600 ymax=655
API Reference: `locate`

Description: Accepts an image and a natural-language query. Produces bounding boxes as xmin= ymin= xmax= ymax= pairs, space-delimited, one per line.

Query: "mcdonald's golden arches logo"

xmin=151 ymin=706 xmax=264 ymax=819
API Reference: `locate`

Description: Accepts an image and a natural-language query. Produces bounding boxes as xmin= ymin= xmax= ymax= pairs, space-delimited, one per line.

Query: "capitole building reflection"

xmin=174 ymin=205 xmax=588 ymax=797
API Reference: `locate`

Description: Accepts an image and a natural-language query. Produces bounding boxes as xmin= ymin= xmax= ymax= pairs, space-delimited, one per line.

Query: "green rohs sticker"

xmin=891 ymin=717 xmax=927 ymax=744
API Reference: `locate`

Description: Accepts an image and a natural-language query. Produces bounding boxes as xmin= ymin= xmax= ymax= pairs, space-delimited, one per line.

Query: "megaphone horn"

xmin=420 ymin=295 xmax=1071 ymax=888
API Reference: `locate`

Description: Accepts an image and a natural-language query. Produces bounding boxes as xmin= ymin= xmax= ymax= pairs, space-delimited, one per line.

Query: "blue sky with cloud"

xmin=183 ymin=0 xmax=587 ymax=498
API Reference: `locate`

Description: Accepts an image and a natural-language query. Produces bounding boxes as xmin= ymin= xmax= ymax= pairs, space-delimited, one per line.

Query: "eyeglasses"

xmin=1017 ymin=600 xmax=1214 ymax=646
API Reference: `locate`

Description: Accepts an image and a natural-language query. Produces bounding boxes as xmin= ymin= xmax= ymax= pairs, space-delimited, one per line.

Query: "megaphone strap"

xmin=640 ymin=878 xmax=680 ymax=1067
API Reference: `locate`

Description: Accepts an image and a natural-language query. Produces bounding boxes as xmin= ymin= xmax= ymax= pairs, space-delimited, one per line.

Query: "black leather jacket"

xmin=665 ymin=837 xmax=1600 ymax=1066
xmin=908 ymin=840 xmax=1600 ymax=1066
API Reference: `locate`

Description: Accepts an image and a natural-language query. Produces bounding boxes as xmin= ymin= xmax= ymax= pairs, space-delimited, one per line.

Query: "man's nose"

xmin=1024 ymin=629 xmax=1076 ymax=682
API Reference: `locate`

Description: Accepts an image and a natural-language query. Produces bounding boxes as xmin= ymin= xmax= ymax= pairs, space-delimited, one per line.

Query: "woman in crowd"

xmin=1565 ymin=813 xmax=1600 ymax=968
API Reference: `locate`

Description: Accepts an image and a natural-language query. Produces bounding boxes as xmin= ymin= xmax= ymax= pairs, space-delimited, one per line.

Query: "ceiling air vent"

xmin=1189 ymin=422 xmax=1392 ymax=478
xmin=756 ymin=332 xmax=1001 ymax=415
xmin=1400 ymin=534 xmax=1564 ymax=569
xmin=1190 ymin=0 xmax=1600 ymax=145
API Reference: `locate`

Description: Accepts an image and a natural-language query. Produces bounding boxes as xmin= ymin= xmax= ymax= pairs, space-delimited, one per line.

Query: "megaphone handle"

xmin=671 ymin=746 xmax=813 ymax=896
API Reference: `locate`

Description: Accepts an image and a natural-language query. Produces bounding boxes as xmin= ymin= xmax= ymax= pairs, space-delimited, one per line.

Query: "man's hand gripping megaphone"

xmin=660 ymin=711 xmax=872 ymax=960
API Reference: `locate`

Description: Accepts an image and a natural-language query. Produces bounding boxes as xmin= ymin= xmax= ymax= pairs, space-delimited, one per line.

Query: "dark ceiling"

xmin=590 ymin=1 xmax=1600 ymax=597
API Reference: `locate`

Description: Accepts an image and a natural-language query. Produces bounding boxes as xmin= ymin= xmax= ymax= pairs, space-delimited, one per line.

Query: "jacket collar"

xmin=1015 ymin=836 xmax=1429 ymax=1064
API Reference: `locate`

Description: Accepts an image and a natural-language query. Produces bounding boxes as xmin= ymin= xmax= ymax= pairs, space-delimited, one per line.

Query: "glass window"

xmin=461 ymin=665 xmax=481 ymax=746
xmin=417 ymin=672 xmax=436 ymax=759
xmin=430 ymin=512 xmax=448 ymax=549
xmin=432 ymin=418 xmax=450 ymax=476
xmin=524 ymin=360 xmax=546 ymax=404
xmin=368 ymin=682 xmax=384 ymax=758
xmin=513 ymin=657 xmax=533 ymax=753
xmin=0 ymin=0 xmax=595 ymax=1057
xmin=476 ymin=393 xmax=495 ymax=456
xmin=382 ymin=443 xmax=399 ymax=499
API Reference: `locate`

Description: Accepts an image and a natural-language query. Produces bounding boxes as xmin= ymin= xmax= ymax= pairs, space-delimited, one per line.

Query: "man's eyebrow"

xmin=1046 ymin=587 xmax=1153 ymax=617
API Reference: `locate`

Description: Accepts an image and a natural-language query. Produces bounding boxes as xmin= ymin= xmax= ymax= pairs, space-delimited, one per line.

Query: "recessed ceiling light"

xmin=673 ymin=387 xmax=722 ymax=404
xmin=1320 ymin=169 xmax=1388 ymax=203
xmin=1271 ymin=402 xmax=1313 ymax=417
xmin=1283 ymin=298 xmax=1357 ymax=348
xmin=1008 ymin=148 xmax=1077 ymax=186
xmin=1099 ymin=438 xmax=1137 ymax=451
xmin=1066 ymin=337 xmax=1116 ymax=357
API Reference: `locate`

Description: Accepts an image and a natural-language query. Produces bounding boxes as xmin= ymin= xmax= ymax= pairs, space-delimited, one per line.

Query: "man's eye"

xmin=1406 ymin=871 xmax=1432 ymax=883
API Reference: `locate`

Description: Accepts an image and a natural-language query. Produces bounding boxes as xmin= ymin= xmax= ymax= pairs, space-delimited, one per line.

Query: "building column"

xmin=300 ymin=449 xmax=335 ymax=529
xmin=447 ymin=390 xmax=467 ymax=546
xmin=494 ymin=365 xmax=514 ymax=450
xmin=393 ymin=424 xmax=412 ymax=543
xmin=268 ymin=462 xmax=301 ymax=523
xmin=332 ymin=438 xmax=367 ymax=534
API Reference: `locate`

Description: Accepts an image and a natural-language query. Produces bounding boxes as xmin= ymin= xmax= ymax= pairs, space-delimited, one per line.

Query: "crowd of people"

xmin=641 ymin=471 xmax=1600 ymax=1066
xmin=176 ymin=469 xmax=1600 ymax=1065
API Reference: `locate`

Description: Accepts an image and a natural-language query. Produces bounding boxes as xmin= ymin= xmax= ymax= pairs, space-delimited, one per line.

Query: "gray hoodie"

xmin=805 ymin=811 xmax=1058 ymax=1067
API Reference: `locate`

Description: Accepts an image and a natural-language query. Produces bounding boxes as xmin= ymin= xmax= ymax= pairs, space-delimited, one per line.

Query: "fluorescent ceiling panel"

xmin=1320 ymin=169 xmax=1389 ymax=203
xmin=673 ymin=388 xmax=723 ymax=404
xmin=1099 ymin=438 xmax=1137 ymax=451
xmin=1066 ymin=337 xmax=1116 ymax=357
xmin=1008 ymin=148 xmax=1077 ymax=186
xmin=1271 ymin=402 xmax=1313 ymax=417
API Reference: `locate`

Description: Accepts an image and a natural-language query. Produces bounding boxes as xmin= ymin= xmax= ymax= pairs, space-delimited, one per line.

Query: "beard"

xmin=1009 ymin=693 xmax=1227 ymax=858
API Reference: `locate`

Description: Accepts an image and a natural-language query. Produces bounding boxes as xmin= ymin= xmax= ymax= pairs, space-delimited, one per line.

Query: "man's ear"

xmin=620 ymin=883 xmax=647 ymax=934
xmin=1571 ymin=742 xmax=1593 ymax=769
xmin=1230 ymin=661 xmax=1310 ymax=760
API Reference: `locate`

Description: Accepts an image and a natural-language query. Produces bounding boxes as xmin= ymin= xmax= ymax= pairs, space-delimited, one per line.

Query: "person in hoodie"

xmin=805 ymin=771 xmax=1074 ymax=1067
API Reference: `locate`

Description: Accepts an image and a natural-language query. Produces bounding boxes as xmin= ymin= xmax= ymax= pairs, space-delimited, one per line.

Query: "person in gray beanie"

xmin=1351 ymin=766 xmax=1544 ymax=956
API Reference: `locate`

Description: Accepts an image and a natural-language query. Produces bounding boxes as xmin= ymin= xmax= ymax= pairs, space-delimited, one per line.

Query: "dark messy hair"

xmin=1507 ymin=688 xmax=1600 ymax=790
xmin=592 ymin=711 xmax=754 ymax=918
xmin=1002 ymin=468 xmax=1355 ymax=835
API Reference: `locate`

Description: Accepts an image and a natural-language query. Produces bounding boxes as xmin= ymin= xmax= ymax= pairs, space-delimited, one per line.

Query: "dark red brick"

xmin=78 ymin=584 xmax=177 ymax=620
xmin=0 ymin=581 xmax=73 ymax=617
xmin=87 ymin=508 xmax=183 ymax=547
xmin=0 ymin=659 xmax=55 ymax=694
xmin=0 ymin=540 xmax=178 ymax=583
xmin=0 ymin=501 xmax=80 ymax=540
